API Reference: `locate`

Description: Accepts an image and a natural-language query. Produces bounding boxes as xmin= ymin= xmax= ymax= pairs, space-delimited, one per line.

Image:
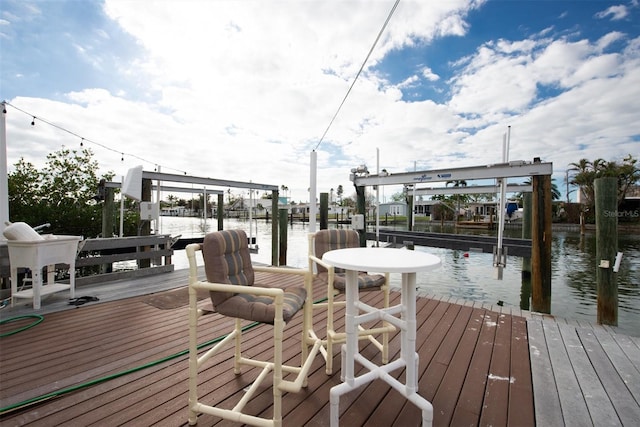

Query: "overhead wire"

xmin=3 ymin=2 xmax=402 ymax=174
xmin=1 ymin=101 xmax=188 ymax=175
xmin=314 ymin=0 xmax=401 ymax=151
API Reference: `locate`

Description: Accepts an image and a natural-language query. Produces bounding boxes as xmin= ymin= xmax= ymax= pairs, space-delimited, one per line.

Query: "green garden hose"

xmin=0 ymin=296 xmax=328 ymax=415
xmin=0 ymin=320 xmax=261 ymax=415
xmin=0 ymin=314 xmax=44 ymax=338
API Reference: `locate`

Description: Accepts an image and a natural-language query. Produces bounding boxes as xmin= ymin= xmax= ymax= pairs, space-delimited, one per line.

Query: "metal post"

xmin=309 ymin=151 xmax=317 ymax=233
xmin=0 ymin=103 xmax=9 ymax=236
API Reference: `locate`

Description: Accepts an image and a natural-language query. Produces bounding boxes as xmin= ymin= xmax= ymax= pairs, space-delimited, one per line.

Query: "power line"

xmin=2 ymin=101 xmax=188 ymax=175
xmin=314 ymin=0 xmax=401 ymax=151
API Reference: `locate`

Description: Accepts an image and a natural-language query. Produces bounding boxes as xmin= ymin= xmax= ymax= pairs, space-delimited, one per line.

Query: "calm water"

xmin=159 ymin=216 xmax=640 ymax=336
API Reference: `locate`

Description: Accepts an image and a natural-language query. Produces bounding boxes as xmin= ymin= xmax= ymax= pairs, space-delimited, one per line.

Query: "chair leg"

xmin=233 ymin=318 xmax=242 ymax=374
xmin=325 ymin=285 xmax=337 ymax=375
xmin=273 ymin=299 xmax=284 ymax=426
xmin=187 ymin=286 xmax=199 ymax=426
xmin=382 ymin=283 xmax=390 ymax=364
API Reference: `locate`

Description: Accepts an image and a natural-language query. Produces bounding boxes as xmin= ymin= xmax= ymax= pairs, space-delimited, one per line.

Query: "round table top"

xmin=322 ymin=247 xmax=441 ymax=273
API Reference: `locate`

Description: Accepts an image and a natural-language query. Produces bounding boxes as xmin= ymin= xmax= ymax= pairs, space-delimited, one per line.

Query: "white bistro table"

xmin=322 ymin=247 xmax=441 ymax=427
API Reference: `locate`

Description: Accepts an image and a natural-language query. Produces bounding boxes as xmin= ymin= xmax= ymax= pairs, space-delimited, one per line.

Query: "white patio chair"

xmin=307 ymin=229 xmax=394 ymax=375
xmin=186 ymin=229 xmax=321 ymax=427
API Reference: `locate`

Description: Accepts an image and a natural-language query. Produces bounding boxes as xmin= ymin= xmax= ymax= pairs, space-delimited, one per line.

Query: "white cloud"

xmin=595 ymin=5 xmax=629 ymax=21
xmin=3 ymin=0 xmax=638 ymax=205
xmin=422 ymin=67 xmax=440 ymax=82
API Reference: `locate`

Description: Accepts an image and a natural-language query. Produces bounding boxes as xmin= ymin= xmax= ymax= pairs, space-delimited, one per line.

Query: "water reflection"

xmin=161 ymin=217 xmax=639 ymax=336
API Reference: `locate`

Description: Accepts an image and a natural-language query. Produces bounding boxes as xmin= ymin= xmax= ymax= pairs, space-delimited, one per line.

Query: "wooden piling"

xmin=356 ymin=185 xmax=366 ymax=247
xmin=217 ymin=194 xmax=224 ymax=231
xmin=101 ymin=185 xmax=115 ymax=273
xmin=531 ymin=174 xmax=552 ymax=313
xmin=271 ymin=190 xmax=278 ymax=265
xmin=320 ymin=192 xmax=328 ymax=230
xmin=140 ymin=178 xmax=152 ymax=268
xmin=101 ymin=184 xmax=114 ymax=238
xmin=595 ymin=177 xmax=618 ymax=326
xmin=522 ymin=192 xmax=532 ymax=276
xmin=406 ymin=193 xmax=414 ymax=231
xmin=278 ymin=208 xmax=288 ymax=266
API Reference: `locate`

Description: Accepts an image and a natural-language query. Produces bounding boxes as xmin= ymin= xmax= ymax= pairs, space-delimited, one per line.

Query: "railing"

xmin=1 ymin=235 xmax=175 ymax=295
xmin=75 ymin=235 xmax=175 ymax=286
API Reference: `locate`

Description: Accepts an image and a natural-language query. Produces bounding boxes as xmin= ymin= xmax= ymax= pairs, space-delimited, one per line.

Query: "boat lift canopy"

xmin=350 ymin=159 xmax=552 ymax=188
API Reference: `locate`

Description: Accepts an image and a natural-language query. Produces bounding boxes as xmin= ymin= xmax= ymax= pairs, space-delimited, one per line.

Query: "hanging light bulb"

xmin=31 ymin=116 xmax=36 ymax=126
xmin=121 ymin=153 xmax=124 ymax=161
xmin=80 ymin=138 xmax=84 ymax=147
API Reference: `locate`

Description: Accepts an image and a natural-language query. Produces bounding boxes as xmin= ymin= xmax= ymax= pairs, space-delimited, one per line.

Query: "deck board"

xmin=558 ymin=323 xmax=619 ymax=426
xmin=577 ymin=327 xmax=640 ymax=426
xmin=449 ymin=309 xmax=497 ymax=426
xmin=2 ymin=267 xmax=638 ymax=426
xmin=479 ymin=312 xmax=512 ymax=426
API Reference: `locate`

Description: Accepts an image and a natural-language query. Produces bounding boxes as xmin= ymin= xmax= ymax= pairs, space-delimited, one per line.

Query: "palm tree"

xmin=446 ymin=180 xmax=468 ymax=222
xmin=521 ymin=178 xmax=561 ymax=201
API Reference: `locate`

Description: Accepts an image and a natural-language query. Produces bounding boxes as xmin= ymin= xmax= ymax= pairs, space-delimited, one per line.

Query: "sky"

xmin=1 ymin=0 xmax=639 ymax=204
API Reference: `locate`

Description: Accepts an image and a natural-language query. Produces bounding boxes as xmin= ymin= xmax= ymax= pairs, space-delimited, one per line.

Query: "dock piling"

xmin=595 ymin=177 xmax=618 ymax=326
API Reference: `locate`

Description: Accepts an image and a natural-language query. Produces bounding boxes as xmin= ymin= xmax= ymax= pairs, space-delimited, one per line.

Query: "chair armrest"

xmin=309 ymin=254 xmax=335 ymax=272
xmin=190 ymin=280 xmax=284 ymax=298
xmin=253 ymin=265 xmax=309 ymax=277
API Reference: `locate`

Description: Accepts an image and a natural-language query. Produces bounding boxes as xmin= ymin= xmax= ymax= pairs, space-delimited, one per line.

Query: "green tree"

xmin=517 ymin=178 xmax=561 ymax=202
xmin=8 ymin=147 xmax=114 ymax=237
xmin=430 ymin=194 xmax=455 ymax=221
xmin=390 ymin=191 xmax=405 ymax=202
xmin=336 ymin=185 xmax=344 ymax=206
xmin=569 ymin=155 xmax=639 ymax=207
xmin=446 ymin=180 xmax=469 ymax=221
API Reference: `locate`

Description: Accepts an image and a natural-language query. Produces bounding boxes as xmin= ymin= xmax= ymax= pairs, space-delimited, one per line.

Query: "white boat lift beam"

xmin=142 ymin=171 xmax=279 ymax=192
xmin=151 ymin=185 xmax=225 ymax=195
xmin=351 ymin=159 xmax=552 ymax=187
xmin=414 ymin=183 xmax=532 ymax=197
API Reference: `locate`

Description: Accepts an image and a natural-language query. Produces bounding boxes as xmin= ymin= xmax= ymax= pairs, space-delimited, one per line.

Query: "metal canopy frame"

xmin=105 ymin=171 xmax=277 ymax=195
xmin=351 ymin=160 xmax=553 ymax=187
xmin=414 ymin=183 xmax=532 ymax=197
xmin=141 ymin=171 xmax=278 ymax=192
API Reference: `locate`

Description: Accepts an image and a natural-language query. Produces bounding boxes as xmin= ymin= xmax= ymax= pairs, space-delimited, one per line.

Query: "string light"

xmin=2 ymin=100 xmax=189 ymax=175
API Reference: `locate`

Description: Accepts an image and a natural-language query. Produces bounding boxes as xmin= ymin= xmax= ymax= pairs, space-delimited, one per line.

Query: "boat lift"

xmin=351 ymin=157 xmax=553 ymax=279
xmin=106 ymin=169 xmax=279 ymax=257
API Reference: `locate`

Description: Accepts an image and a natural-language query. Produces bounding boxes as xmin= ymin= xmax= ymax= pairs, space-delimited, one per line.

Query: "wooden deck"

xmin=1 ymin=268 xmax=638 ymax=426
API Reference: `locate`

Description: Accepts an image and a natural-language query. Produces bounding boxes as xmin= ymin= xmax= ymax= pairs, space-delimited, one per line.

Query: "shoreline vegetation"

xmin=162 ymin=212 xmax=640 ymax=233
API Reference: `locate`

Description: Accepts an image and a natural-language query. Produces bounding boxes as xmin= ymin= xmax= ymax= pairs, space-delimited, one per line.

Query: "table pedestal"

xmin=330 ymin=270 xmax=433 ymax=426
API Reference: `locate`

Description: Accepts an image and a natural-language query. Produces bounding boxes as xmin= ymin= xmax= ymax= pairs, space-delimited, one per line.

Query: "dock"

xmin=1 ymin=267 xmax=638 ymax=426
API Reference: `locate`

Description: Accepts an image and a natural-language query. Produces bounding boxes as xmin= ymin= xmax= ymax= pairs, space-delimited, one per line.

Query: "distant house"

xmin=413 ymin=200 xmax=439 ymax=217
xmin=161 ymin=206 xmax=189 ymax=216
xmin=379 ymin=202 xmax=407 ymax=216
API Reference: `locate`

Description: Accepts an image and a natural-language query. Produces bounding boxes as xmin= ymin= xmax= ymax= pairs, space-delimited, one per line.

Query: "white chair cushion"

xmin=3 ymin=222 xmax=45 ymax=241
